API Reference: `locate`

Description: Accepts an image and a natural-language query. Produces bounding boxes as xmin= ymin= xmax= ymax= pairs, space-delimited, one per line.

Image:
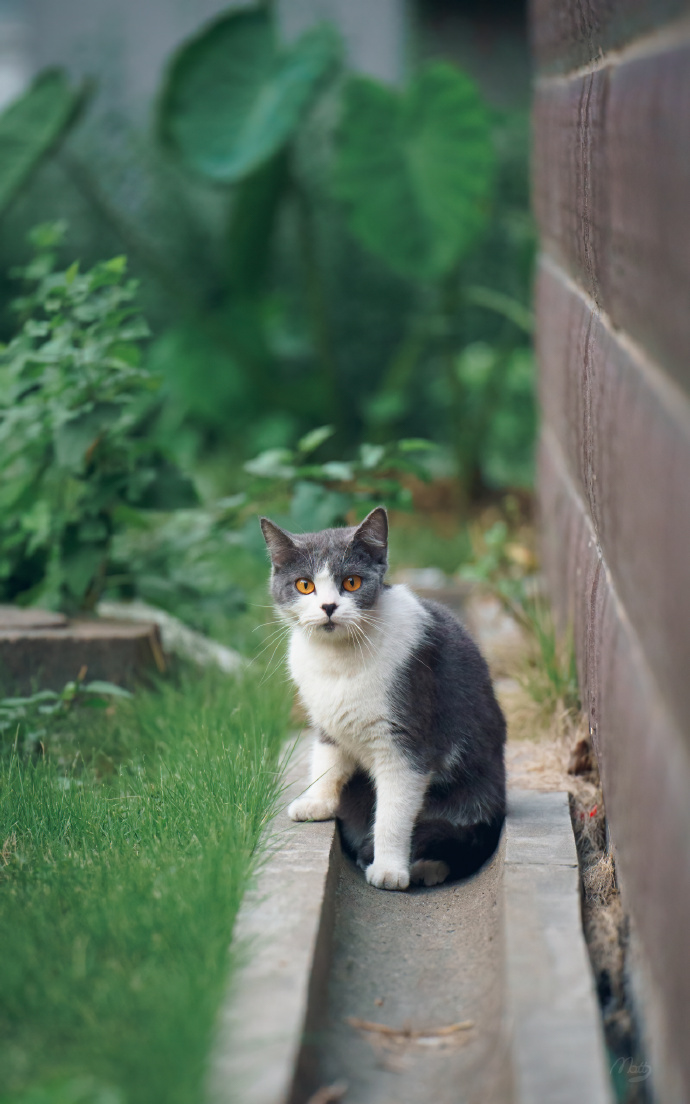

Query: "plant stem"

xmin=292 ymin=177 xmax=341 ymax=427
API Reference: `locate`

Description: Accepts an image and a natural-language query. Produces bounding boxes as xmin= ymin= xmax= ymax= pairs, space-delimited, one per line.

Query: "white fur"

xmin=286 ymin=584 xmax=431 ymax=891
xmin=410 ymin=859 xmax=450 ymax=887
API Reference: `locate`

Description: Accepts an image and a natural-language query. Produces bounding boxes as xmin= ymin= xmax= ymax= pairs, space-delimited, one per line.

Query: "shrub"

xmin=0 ymin=224 xmax=197 ymax=612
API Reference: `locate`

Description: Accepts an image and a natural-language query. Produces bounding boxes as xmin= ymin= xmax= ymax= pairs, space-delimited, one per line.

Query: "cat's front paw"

xmin=365 ymin=861 xmax=410 ymax=891
xmin=288 ymin=795 xmax=338 ymax=822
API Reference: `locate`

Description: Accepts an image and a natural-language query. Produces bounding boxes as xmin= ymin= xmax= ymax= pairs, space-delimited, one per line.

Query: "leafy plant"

xmin=150 ymin=4 xmax=530 ymax=490
xmin=453 ymin=343 xmax=536 ymax=490
xmin=0 ymin=224 xmax=197 ymax=612
xmin=333 ymin=64 xmax=494 ymax=281
xmin=243 ymin=425 xmax=436 ymax=531
xmin=460 ymin=517 xmax=579 ymax=713
xmin=459 ymin=519 xmax=528 ymax=603
xmin=159 ymin=10 xmax=339 ymax=184
xmin=2 ymin=5 xmax=536 ymax=498
xmin=0 ymin=71 xmax=84 ymax=220
xmin=0 ymin=678 xmax=131 ymax=756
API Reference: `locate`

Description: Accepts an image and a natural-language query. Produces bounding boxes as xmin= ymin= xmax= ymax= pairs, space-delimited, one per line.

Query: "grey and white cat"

xmin=260 ymin=506 xmax=506 ymax=891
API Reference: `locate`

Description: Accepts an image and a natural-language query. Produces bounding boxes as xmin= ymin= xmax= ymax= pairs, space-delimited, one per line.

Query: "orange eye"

xmin=295 ymin=578 xmax=315 ymax=595
xmin=342 ymin=575 xmax=362 ymax=592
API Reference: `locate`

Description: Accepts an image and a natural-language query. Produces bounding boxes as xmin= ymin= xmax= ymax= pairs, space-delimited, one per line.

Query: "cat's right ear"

xmin=259 ymin=517 xmax=298 ymax=568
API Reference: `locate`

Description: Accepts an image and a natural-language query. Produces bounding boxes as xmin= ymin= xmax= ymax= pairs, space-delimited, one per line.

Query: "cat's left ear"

xmin=351 ymin=506 xmax=388 ymax=564
xmin=260 ymin=517 xmax=298 ymax=568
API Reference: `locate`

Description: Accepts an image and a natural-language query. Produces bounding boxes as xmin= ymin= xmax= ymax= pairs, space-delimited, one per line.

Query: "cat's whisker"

xmin=252 ymin=625 xmax=291 ymax=650
xmin=249 ymin=625 xmax=292 ymax=666
xmin=260 ymin=632 xmax=291 ymax=683
xmin=351 ymin=624 xmax=375 ymax=667
xmin=351 ymin=621 xmax=376 ymax=661
xmin=347 ymin=624 xmax=366 ymax=667
xmin=252 ymin=619 xmax=288 ymax=632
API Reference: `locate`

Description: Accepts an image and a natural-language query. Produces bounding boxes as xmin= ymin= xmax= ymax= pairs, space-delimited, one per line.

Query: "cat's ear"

xmin=259 ymin=517 xmax=298 ymax=568
xmin=351 ymin=506 xmax=388 ymax=563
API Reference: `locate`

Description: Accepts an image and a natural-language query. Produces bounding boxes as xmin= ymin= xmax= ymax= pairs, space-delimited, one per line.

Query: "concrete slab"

xmin=0 ymin=614 xmax=165 ymax=693
xmin=504 ymin=791 xmax=613 ymax=1104
xmin=316 ymin=835 xmax=511 ymax=1104
xmin=208 ymin=740 xmax=338 ymax=1104
xmin=208 ymin=769 xmax=613 ymax=1104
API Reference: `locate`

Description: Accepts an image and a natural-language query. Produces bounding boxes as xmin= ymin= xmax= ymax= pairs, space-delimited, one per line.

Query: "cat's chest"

xmin=289 ymin=635 xmax=390 ymax=752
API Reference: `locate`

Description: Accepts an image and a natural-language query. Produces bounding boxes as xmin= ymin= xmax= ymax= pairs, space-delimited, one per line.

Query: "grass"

xmin=513 ymin=599 xmax=580 ymax=718
xmin=0 ymin=666 xmax=291 ymax=1104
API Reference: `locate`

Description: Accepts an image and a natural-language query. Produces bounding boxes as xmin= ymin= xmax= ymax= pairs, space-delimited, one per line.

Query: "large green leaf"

xmin=333 ymin=64 xmax=495 ymax=281
xmin=0 ymin=70 xmax=84 ymax=217
xmin=159 ymin=8 xmax=339 ymax=184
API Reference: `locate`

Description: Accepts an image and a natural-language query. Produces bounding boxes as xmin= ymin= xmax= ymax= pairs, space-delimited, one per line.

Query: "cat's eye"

xmin=295 ymin=578 xmax=315 ymax=594
xmin=342 ymin=575 xmax=362 ymax=592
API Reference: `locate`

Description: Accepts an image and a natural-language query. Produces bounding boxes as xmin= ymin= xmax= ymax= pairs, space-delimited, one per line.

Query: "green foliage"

xmin=0 ymin=666 xmax=290 ymax=1104
xmin=159 ymin=9 xmax=339 ymax=183
xmin=459 ymin=520 xmax=524 ymax=600
xmin=0 ymin=679 xmax=131 ymax=756
xmin=2 ymin=8 xmax=536 ymax=499
xmin=333 ymin=64 xmax=495 ymax=280
xmin=0 ymin=225 xmax=197 ymax=611
xmin=519 ymin=600 xmax=580 ymax=715
xmin=459 ymin=518 xmax=580 ymax=713
xmin=244 ymin=426 xmax=436 ymax=530
xmin=454 ymin=343 xmax=536 ymax=489
xmin=0 ymin=71 xmax=84 ymax=220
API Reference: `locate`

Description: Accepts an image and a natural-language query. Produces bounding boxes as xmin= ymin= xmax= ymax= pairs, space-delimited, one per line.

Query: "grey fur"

xmin=260 ymin=508 xmax=388 ymax=612
xmin=337 ymin=598 xmax=506 ymax=877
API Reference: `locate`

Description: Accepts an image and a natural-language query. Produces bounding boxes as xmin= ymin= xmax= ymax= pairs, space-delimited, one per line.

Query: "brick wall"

xmin=530 ymin=3 xmax=690 ymax=1100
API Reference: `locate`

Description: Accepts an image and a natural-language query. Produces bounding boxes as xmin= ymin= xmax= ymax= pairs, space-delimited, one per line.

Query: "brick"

xmin=533 ymin=72 xmax=609 ymax=305
xmin=537 ymin=261 xmax=690 ymax=743
xmin=529 ymin=0 xmax=689 ymax=74
xmin=539 ymin=433 xmax=690 ymax=1102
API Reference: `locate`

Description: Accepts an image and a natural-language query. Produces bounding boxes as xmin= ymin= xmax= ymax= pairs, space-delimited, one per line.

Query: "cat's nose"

xmin=321 ymin=603 xmax=338 ymax=619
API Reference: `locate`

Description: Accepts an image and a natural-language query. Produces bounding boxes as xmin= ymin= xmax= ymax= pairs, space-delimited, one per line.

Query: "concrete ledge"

xmin=504 ymin=790 xmax=613 ymax=1104
xmin=208 ymin=739 xmax=338 ymax=1104
xmin=0 ymin=608 xmax=164 ymax=693
xmin=209 ymin=771 xmax=613 ymax=1104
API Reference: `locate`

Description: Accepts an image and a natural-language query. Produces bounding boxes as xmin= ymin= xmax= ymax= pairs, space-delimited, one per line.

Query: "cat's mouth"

xmin=321 ymin=621 xmax=337 ymax=632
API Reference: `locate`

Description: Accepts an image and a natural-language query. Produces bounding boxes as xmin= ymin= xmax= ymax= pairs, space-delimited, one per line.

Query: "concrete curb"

xmin=504 ymin=790 xmax=613 ymax=1104
xmin=207 ymin=740 xmax=338 ymax=1104
xmin=209 ymin=766 xmax=613 ymax=1103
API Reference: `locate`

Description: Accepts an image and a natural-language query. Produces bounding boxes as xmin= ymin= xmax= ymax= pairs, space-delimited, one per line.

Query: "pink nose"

xmin=321 ymin=603 xmax=337 ymax=619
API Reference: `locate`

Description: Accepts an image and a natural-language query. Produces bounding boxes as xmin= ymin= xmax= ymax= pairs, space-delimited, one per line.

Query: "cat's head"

xmin=259 ymin=506 xmax=388 ymax=640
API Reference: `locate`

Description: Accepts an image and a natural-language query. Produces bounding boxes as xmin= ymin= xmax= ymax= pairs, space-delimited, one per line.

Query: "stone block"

xmin=606 ymin=44 xmax=690 ymax=391
xmin=538 ymin=433 xmax=690 ymax=1102
xmin=529 ymin=0 xmax=689 ymax=74
xmin=536 ymin=261 xmax=690 ymax=740
xmin=533 ymin=40 xmax=690 ymax=392
xmin=0 ymin=609 xmax=165 ymax=694
xmin=533 ymin=71 xmax=610 ymax=305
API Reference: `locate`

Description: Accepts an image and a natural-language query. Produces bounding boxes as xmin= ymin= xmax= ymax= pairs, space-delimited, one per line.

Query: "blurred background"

xmin=0 ymin=0 xmax=535 ymax=636
xmin=0 ymin=0 xmax=532 ymax=470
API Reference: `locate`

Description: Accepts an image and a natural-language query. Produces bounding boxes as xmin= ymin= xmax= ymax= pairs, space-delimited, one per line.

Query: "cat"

xmin=260 ymin=506 xmax=506 ymax=891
